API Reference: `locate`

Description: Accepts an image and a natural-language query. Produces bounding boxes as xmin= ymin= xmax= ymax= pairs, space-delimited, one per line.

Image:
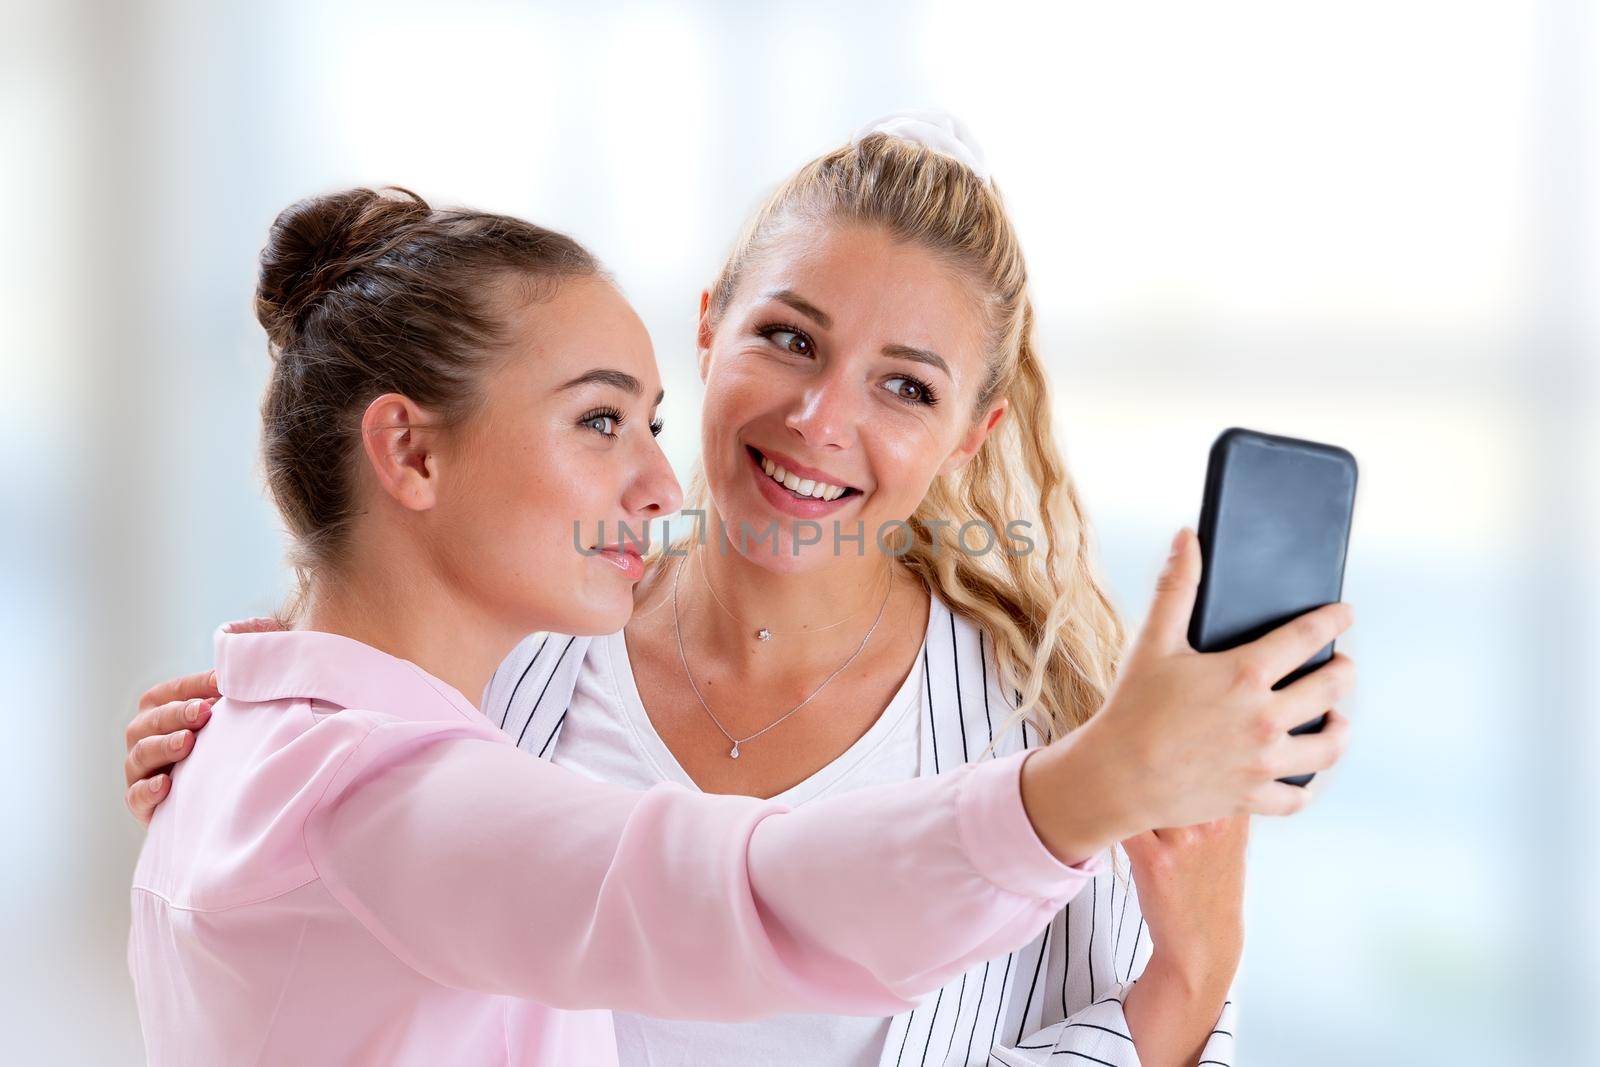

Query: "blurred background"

xmin=5 ymin=0 xmax=1596 ymax=1062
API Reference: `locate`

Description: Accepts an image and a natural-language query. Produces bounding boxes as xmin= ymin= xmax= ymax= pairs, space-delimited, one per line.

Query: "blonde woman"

xmin=128 ymin=119 xmax=1355 ymax=1066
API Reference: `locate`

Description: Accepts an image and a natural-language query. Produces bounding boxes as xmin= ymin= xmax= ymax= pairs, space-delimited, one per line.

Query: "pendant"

xmin=729 ymin=743 xmax=741 ymax=759
xmin=755 ymin=628 xmax=772 ymax=642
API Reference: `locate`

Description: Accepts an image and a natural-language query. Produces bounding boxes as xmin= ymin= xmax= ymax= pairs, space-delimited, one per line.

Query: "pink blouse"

xmin=129 ymin=625 xmax=1102 ymax=1066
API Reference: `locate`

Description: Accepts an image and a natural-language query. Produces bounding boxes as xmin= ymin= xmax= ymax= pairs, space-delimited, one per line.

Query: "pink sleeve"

xmin=305 ymin=725 xmax=1101 ymax=1020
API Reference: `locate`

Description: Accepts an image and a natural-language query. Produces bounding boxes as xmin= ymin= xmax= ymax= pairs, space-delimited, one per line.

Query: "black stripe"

xmin=1049 ymin=1052 xmax=1118 ymax=1066
xmin=950 ymin=612 xmax=969 ymax=762
xmin=895 ymin=1009 xmax=916 ymax=1067
xmin=988 ymin=950 xmax=1014 ymax=1052
xmin=1125 ymin=917 xmax=1144 ymax=981
xmin=516 ymin=635 xmax=575 ymax=748
xmin=924 ymin=645 xmax=939 ymax=773
xmin=1087 ymin=877 xmax=1097 ymax=1003
xmin=498 ymin=634 xmax=550 ymax=729
xmin=1063 ymin=1021 xmax=1132 ymax=1043
xmin=1210 ymin=1028 xmax=1234 ymax=1038
xmin=1061 ymin=901 xmax=1071 ymax=1020
xmin=979 ymin=632 xmax=994 ymax=745
xmin=918 ymin=986 xmax=946 ymax=1067
xmin=962 ymin=960 xmax=991 ymax=1066
xmin=536 ymin=708 xmax=568 ymax=758
xmin=942 ymin=973 xmax=968 ymax=1065
xmin=1198 ymin=1061 xmax=1231 ymax=1066
xmin=1015 ymin=923 xmax=1051 ymax=1044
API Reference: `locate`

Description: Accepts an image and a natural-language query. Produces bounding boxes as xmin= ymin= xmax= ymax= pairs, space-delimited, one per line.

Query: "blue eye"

xmin=580 ymin=408 xmax=623 ymax=436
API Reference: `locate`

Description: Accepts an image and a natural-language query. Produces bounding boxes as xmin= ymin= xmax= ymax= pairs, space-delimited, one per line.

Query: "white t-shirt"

xmin=548 ymin=614 xmax=931 ymax=1067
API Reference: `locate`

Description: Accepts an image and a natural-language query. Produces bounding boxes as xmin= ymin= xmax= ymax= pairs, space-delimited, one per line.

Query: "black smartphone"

xmin=1187 ymin=427 xmax=1358 ymax=787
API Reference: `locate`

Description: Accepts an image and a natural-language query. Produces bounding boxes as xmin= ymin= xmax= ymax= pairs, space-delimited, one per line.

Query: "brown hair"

xmin=255 ymin=186 xmax=600 ymax=590
xmin=700 ymin=134 xmax=1126 ymax=745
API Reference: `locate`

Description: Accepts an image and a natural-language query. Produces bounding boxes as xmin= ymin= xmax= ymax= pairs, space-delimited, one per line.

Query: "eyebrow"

xmin=763 ymin=289 xmax=833 ymax=330
xmin=763 ymin=288 xmax=949 ymax=377
xmin=882 ymin=343 xmax=950 ymax=377
xmin=556 ymin=368 xmax=665 ymax=405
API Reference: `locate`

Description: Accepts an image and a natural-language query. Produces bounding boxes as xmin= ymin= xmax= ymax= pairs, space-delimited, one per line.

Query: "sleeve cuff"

xmin=955 ymin=748 xmax=1106 ymax=900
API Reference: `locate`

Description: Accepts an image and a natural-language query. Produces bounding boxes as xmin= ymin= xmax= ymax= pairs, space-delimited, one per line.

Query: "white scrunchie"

xmin=849 ymin=110 xmax=990 ymax=184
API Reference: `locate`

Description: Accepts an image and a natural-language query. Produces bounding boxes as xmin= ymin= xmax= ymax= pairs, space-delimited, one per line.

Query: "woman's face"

xmin=697 ymin=223 xmax=1003 ymax=572
xmin=432 ymin=275 xmax=681 ymax=636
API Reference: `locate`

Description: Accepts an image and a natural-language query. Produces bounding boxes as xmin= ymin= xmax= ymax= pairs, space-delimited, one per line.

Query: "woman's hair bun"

xmin=255 ymin=186 xmax=431 ymax=350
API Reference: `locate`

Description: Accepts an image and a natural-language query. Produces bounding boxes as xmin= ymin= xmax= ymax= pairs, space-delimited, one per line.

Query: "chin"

xmin=558 ymin=588 xmax=636 ymax=637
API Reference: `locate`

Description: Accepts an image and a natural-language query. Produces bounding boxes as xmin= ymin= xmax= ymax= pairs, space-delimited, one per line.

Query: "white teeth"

xmin=756 ymin=450 xmax=848 ymax=501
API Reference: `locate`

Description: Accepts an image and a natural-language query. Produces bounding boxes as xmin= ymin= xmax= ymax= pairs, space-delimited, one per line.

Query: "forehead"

xmin=737 ymin=223 xmax=988 ymax=350
xmin=498 ymin=274 xmax=659 ymax=393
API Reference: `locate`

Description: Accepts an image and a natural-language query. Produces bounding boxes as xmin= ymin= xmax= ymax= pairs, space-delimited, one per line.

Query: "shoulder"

xmin=484 ymin=631 xmax=597 ymax=744
xmin=918 ymin=595 xmax=1039 ymax=761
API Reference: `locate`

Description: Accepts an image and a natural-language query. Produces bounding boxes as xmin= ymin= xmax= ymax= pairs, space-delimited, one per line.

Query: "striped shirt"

xmin=486 ymin=596 xmax=1239 ymax=1066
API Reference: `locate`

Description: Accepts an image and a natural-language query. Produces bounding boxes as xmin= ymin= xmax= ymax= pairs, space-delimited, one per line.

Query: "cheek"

xmin=862 ymin=425 xmax=946 ymax=513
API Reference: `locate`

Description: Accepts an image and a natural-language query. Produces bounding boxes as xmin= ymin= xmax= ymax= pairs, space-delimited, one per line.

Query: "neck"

xmin=297 ymin=536 xmax=521 ymax=710
xmin=664 ymin=509 xmax=900 ymax=672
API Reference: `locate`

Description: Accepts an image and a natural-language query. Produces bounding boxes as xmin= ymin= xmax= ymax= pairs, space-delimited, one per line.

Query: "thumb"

xmin=1132 ymin=527 xmax=1201 ymax=658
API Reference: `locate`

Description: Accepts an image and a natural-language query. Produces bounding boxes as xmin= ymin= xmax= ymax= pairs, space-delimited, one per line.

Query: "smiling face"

xmin=697 ymin=223 xmax=1005 ymax=571
xmin=429 ymin=275 xmax=681 ymax=636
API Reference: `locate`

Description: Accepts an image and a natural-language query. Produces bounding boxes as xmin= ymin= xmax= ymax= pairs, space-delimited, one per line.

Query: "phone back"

xmin=1188 ymin=428 xmax=1357 ymax=783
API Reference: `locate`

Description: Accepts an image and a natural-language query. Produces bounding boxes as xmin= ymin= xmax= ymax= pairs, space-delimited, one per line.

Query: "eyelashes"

xmin=755 ymin=322 xmax=941 ymax=408
xmin=756 ymin=323 xmax=814 ymax=357
xmin=884 ymin=375 xmax=939 ymax=407
xmin=579 ymin=406 xmax=664 ymax=438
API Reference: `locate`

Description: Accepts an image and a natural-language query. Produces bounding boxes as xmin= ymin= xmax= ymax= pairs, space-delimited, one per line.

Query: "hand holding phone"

xmin=1187 ymin=428 xmax=1358 ymax=787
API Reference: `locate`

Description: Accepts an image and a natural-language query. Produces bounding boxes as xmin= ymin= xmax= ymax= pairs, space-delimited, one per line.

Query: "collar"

xmin=213 ymin=620 xmax=484 ymax=727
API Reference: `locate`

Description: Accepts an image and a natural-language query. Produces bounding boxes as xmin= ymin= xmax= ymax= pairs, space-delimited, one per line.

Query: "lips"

xmin=745 ymin=445 xmax=861 ymax=518
xmin=593 ymin=545 xmax=644 ymax=581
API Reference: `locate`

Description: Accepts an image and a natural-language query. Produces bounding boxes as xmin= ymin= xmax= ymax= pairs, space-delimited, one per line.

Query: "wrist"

xmin=1020 ymin=724 xmax=1148 ymax=866
xmin=1142 ymin=943 xmax=1240 ymax=1000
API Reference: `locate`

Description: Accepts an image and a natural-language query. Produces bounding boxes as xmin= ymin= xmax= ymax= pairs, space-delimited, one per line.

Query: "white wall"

xmin=4 ymin=1 xmax=1595 ymax=1061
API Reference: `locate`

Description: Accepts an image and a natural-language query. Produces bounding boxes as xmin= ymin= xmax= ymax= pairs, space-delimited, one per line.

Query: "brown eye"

xmin=883 ymin=375 xmax=939 ymax=406
xmin=762 ymin=327 xmax=814 ymax=356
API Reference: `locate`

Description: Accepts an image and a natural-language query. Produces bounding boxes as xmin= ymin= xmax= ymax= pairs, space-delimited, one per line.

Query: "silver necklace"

xmin=696 ymin=547 xmax=890 ymax=644
xmin=671 ymin=555 xmax=892 ymax=759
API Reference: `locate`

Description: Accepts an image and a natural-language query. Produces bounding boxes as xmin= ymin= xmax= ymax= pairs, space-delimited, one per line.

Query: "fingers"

xmin=1274 ymin=653 xmax=1356 ymax=727
xmin=126 ymin=698 xmax=213 ymax=751
xmin=1271 ymin=709 xmax=1351 ymax=782
xmin=1131 ymin=527 xmax=1202 ymax=659
xmin=126 ymin=773 xmax=168 ymax=825
xmin=124 ymin=729 xmax=194 ymax=788
xmin=138 ymin=670 xmax=219 ymax=713
xmin=1236 ymin=603 xmax=1354 ymax=686
xmin=1248 ymin=779 xmax=1316 ymax=816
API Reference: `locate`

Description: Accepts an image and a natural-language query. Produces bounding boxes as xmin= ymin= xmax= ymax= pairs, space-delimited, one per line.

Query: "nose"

xmin=783 ymin=367 xmax=856 ymax=451
xmin=621 ymin=434 xmax=683 ymax=520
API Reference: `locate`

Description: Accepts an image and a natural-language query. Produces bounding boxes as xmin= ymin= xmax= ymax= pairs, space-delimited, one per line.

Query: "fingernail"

xmin=187 ymin=700 xmax=210 ymax=725
xmin=150 ymin=774 xmax=167 ymax=793
xmin=1169 ymin=528 xmax=1186 ymax=556
xmin=168 ymin=730 xmax=190 ymax=753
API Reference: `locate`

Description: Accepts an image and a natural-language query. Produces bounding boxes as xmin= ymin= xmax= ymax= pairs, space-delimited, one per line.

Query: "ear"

xmin=696 ymin=289 xmax=714 ymax=383
xmin=937 ymin=399 xmax=1007 ymax=477
xmin=359 ymin=393 xmax=445 ymax=513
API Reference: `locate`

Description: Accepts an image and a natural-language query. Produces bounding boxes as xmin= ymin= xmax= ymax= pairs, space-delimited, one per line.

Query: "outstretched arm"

xmin=309 ymin=727 xmax=1101 ymax=1021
